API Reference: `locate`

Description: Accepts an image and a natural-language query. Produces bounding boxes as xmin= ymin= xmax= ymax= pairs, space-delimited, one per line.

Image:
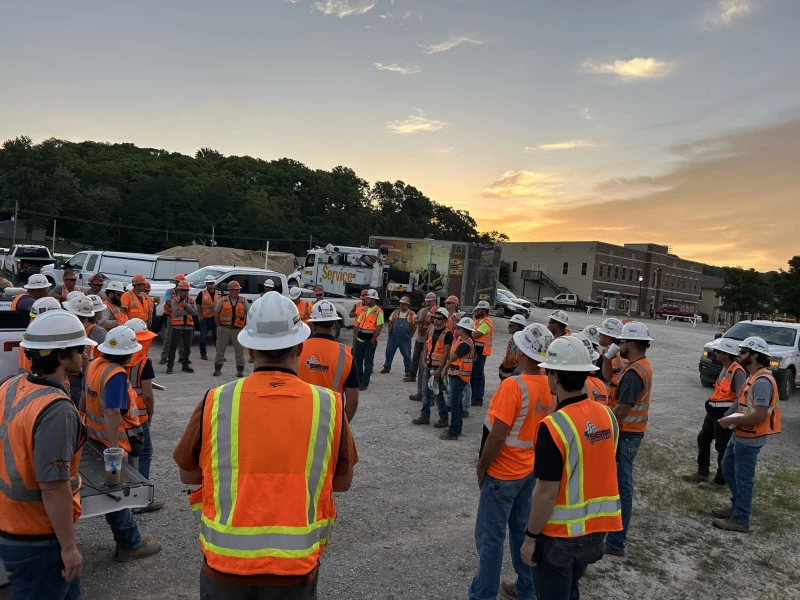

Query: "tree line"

xmin=0 ymin=137 xmax=508 ymax=257
xmin=717 ymin=257 xmax=800 ymax=320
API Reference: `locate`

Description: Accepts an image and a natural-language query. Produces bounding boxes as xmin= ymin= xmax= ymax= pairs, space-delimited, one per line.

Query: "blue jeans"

xmin=0 ymin=539 xmax=83 ymax=600
xmin=721 ymin=437 xmax=761 ymax=527
xmin=199 ymin=317 xmax=217 ymax=356
xmin=606 ymin=434 xmax=642 ymax=551
xmin=353 ymin=338 xmax=378 ymax=387
xmin=448 ymin=376 xmax=469 ymax=436
xmin=105 ymin=509 xmax=143 ymax=550
xmin=138 ymin=420 xmax=153 ymax=480
xmin=383 ymin=334 xmax=413 ymax=373
xmin=469 ymin=473 xmax=536 ymax=600
xmin=420 ymin=368 xmax=447 ymax=422
xmin=471 ymin=353 xmax=487 ymax=404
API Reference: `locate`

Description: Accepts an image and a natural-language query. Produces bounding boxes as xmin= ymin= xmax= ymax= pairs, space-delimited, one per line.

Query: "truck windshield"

xmin=185 ymin=267 xmax=228 ymax=287
xmin=724 ymin=323 xmax=798 ymax=347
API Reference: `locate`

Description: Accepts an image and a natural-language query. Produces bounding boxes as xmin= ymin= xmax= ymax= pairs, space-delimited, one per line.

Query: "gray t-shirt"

xmin=718 ymin=367 xmax=747 ymax=393
xmin=14 ymin=294 xmax=36 ymax=313
xmin=734 ymin=378 xmax=774 ymax=448
xmin=33 ymin=398 xmax=83 ymax=482
xmin=617 ymin=369 xmax=644 ymax=405
xmin=88 ymin=324 xmax=107 ymax=345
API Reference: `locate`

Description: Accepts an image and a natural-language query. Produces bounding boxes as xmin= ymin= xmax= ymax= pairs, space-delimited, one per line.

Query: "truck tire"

xmin=700 ymin=378 xmax=714 ymax=388
xmin=545 ymin=301 xmax=555 ymax=309
xmin=497 ymin=306 xmax=506 ymax=318
xmin=775 ymin=369 xmax=796 ymax=401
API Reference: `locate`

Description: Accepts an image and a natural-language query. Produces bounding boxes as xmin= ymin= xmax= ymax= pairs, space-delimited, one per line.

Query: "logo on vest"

xmin=305 ymin=356 xmax=329 ymax=373
xmin=591 ymin=389 xmax=607 ymax=403
xmin=583 ymin=421 xmax=612 ymax=445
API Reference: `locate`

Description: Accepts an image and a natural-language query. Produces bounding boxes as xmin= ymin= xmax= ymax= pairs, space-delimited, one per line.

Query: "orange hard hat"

xmin=175 ymin=274 xmax=186 ymax=282
xmin=228 ymin=281 xmax=242 ymax=291
xmin=131 ymin=274 xmax=147 ymax=285
xmin=89 ymin=273 xmax=104 ymax=285
xmin=145 ymin=281 xmax=151 ymax=291
xmin=176 ymin=280 xmax=190 ymax=290
xmin=445 ymin=295 xmax=459 ymax=305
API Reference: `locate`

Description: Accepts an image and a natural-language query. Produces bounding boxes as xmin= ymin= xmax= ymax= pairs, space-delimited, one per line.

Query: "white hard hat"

xmin=366 ymin=289 xmax=380 ymax=300
xmin=475 ymin=300 xmax=491 ymax=310
xmin=309 ymin=300 xmax=341 ymax=322
xmin=204 ymin=275 xmax=216 ymax=284
xmin=582 ymin=325 xmax=601 ymax=346
xmin=125 ymin=283 xmax=134 ymax=291
xmin=264 ymin=278 xmax=275 ymax=289
xmin=508 ymin=314 xmax=527 ymax=327
xmin=620 ymin=321 xmax=653 ymax=342
xmin=548 ymin=310 xmax=569 ymax=326
xmin=435 ymin=307 xmax=449 ymax=318
xmin=30 ymin=296 xmax=62 ymax=318
xmin=63 ymin=295 xmax=95 ymax=318
xmin=289 ymin=286 xmax=302 ymax=300
xmin=96 ymin=325 xmax=142 ymax=356
xmin=125 ymin=318 xmax=150 ymax=333
xmin=20 ymin=310 xmax=98 ymax=350
xmin=513 ymin=323 xmax=553 ymax=362
xmin=538 ymin=336 xmax=599 ymax=372
xmin=457 ymin=317 xmax=475 ymax=332
xmin=238 ymin=291 xmax=311 ymax=351
xmin=66 ymin=290 xmax=85 ymax=302
xmin=570 ymin=332 xmax=600 ymax=362
xmin=104 ymin=281 xmax=125 ymax=293
xmin=715 ymin=338 xmax=740 ymax=357
xmin=739 ymin=336 xmax=770 ymax=357
xmin=24 ymin=274 xmax=51 ymax=290
xmin=87 ymin=294 xmax=108 ymax=313
xmin=598 ymin=318 xmax=624 ymax=339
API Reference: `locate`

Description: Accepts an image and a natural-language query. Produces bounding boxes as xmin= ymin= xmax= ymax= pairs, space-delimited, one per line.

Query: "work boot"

xmin=439 ymin=432 xmax=459 ymax=440
xmin=182 ymin=365 xmax=194 ymax=374
xmin=412 ymin=417 xmax=430 ymax=425
xmin=499 ymin=581 xmax=519 ymax=600
xmin=166 ymin=366 xmax=173 ymax=374
xmin=433 ymin=419 xmax=449 ymax=429
xmin=604 ymin=544 xmax=625 ymax=557
xmin=698 ymin=480 xmax=726 ymax=491
xmin=237 ymin=369 xmax=244 ymax=378
xmin=462 ymin=410 xmax=469 ymax=418
xmin=159 ymin=358 xmax=167 ymax=365
xmin=409 ymin=393 xmax=422 ymax=401
xmin=682 ymin=472 xmax=709 ymax=483
xmin=116 ymin=537 xmax=162 ymax=562
xmin=403 ymin=375 xmax=416 ymax=382
xmin=213 ymin=369 xmax=221 ymax=377
xmin=200 ymin=354 xmax=207 ymax=360
xmin=471 ymin=398 xmax=483 ymax=407
xmin=711 ymin=506 xmax=733 ymax=519
xmin=133 ymin=500 xmax=165 ymax=514
xmin=359 ymin=384 xmax=368 ymax=391
xmin=380 ymin=368 xmax=390 ymax=374
xmin=114 ymin=534 xmax=153 ymax=558
xmin=712 ymin=518 xmax=749 ymax=533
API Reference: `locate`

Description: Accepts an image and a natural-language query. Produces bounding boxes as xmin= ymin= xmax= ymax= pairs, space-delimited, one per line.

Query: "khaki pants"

xmin=215 ymin=326 xmax=245 ymax=370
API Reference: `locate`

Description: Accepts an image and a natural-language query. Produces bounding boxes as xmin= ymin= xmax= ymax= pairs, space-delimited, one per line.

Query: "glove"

xmin=604 ymin=343 xmax=620 ymax=360
xmin=428 ymin=371 xmax=438 ymax=392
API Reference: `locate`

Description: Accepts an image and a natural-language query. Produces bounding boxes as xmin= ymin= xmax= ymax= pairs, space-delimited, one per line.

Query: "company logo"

xmin=583 ymin=421 xmax=612 ymax=445
xmin=269 ymin=381 xmax=286 ymax=388
xmin=305 ymin=356 xmax=330 ymax=373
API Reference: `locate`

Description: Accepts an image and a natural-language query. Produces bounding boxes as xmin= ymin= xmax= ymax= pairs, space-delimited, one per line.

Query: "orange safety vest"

xmin=120 ymin=290 xmax=152 ymax=322
xmin=84 ymin=357 xmax=141 ymax=453
xmin=126 ymin=357 xmax=152 ymax=425
xmin=449 ymin=337 xmax=475 ymax=381
xmin=10 ymin=292 xmax=32 ymax=311
xmin=607 ymin=357 xmax=652 ymax=434
xmin=709 ymin=361 xmax=746 ymax=409
xmin=0 ymin=375 xmax=84 ymax=536
xmin=446 ymin=312 xmax=457 ymax=334
xmin=163 ymin=290 xmax=174 ymax=317
xmin=538 ymin=399 xmax=622 ymax=538
xmin=295 ymin=299 xmax=312 ymax=324
xmin=104 ymin=300 xmax=129 ymax=328
xmin=734 ymin=368 xmax=781 ymax=438
xmin=219 ymin=297 xmax=247 ymax=328
xmin=584 ymin=376 xmax=609 ymax=405
xmin=416 ymin=307 xmax=432 ymax=335
xmin=18 ymin=346 xmax=31 ymax=375
xmin=357 ymin=306 xmax=383 ymax=333
xmin=354 ymin=303 xmax=365 ymax=318
xmin=171 ymin=295 xmax=196 ymax=327
xmin=85 ymin=323 xmax=100 ymax=361
xmin=298 ymin=336 xmax=354 ymax=393
xmin=190 ymin=372 xmax=344 ymax=577
xmin=474 ymin=316 xmax=494 ymax=357
xmin=426 ymin=328 xmax=450 ymax=368
xmin=501 ymin=338 xmax=521 ymax=372
xmin=196 ymin=289 xmax=219 ymax=320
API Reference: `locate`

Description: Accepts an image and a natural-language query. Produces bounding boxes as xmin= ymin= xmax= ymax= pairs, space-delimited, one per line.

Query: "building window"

xmin=622 ymin=267 xmax=627 ymax=281
xmin=629 ymin=268 xmax=634 ymax=282
xmin=562 ymin=262 xmax=569 ymax=275
xmin=512 ymin=261 xmax=518 ymax=273
xmin=637 ymin=269 xmax=642 ymax=282
xmin=607 ymin=264 xmax=613 ymax=278
xmin=614 ymin=266 xmax=619 ymax=280
xmin=598 ymin=263 xmax=605 ymax=277
xmin=581 ymin=262 xmax=587 ymax=276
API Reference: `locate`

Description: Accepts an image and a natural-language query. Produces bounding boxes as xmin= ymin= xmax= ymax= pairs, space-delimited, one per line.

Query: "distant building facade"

xmin=0 ymin=219 xmax=46 ymax=242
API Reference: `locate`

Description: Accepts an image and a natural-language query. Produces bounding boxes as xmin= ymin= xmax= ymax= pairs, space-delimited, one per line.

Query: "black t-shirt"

xmin=426 ymin=329 xmax=453 ymax=367
xmin=533 ymin=394 xmax=588 ymax=482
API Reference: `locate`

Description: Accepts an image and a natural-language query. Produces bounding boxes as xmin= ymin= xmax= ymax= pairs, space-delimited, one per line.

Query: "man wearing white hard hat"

xmin=63 ymin=294 xmax=106 ymax=407
xmin=409 ymin=292 xmax=438 ymax=395
xmin=0 ymin=311 xmax=97 ymax=597
xmin=683 ymin=337 xmax=746 ymax=489
xmin=412 ymin=307 xmax=451 ymax=427
xmin=18 ymin=297 xmax=63 ymax=377
xmin=499 ymin=314 xmax=527 ymax=381
xmin=440 ymin=317 xmax=477 ymax=440
xmin=546 ymin=310 xmax=570 ymax=338
xmin=353 ymin=289 xmax=384 ymax=391
xmin=712 ymin=336 xmax=781 ymax=533
xmin=470 ymin=300 xmax=495 ymax=407
xmin=173 ymin=291 xmax=358 ymax=598
xmin=571 ymin=332 xmax=609 ymax=405
xmin=298 ymin=300 xmax=360 ymax=421
xmin=605 ymin=321 xmax=653 ymax=557
xmin=597 ymin=317 xmax=626 ymax=384
xmin=472 ymin=323 xmax=554 ymax=600
xmin=381 ymin=296 xmax=416 ymax=377
xmin=11 ymin=273 xmax=51 ymax=313
xmin=99 ymin=281 xmax=129 ymax=330
xmin=290 ymin=286 xmax=312 ymax=324
xmin=519 ymin=336 xmax=622 ymax=599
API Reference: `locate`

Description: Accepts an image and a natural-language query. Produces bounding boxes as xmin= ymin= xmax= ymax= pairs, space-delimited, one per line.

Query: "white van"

xmin=41 ymin=251 xmax=200 ymax=288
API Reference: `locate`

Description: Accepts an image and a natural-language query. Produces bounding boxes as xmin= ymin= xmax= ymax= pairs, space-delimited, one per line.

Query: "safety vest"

xmin=163 ymin=289 xmax=174 ymax=317
xmin=120 ymin=290 xmax=151 ymax=322
xmin=0 ymin=375 xmax=84 ymax=536
xmin=539 ymin=399 xmax=622 ymax=538
xmin=18 ymin=346 xmax=31 ymax=375
xmin=501 ymin=338 xmax=521 ymax=372
xmin=197 ymin=289 xmax=219 ymax=320
xmin=607 ymin=357 xmax=652 ymax=434
xmin=709 ymin=361 xmax=746 ymax=408
xmin=446 ymin=312 xmax=457 ymax=334
xmin=449 ymin=337 xmax=475 ymax=382
xmin=354 ymin=303 xmax=365 ymax=318
xmin=295 ymin=299 xmax=312 ymax=324
xmin=85 ymin=323 xmax=100 ymax=360
xmin=426 ymin=328 xmax=449 ymax=368
xmin=416 ymin=307 xmax=432 ymax=335
xmin=610 ymin=354 xmax=626 ymax=374
xmin=474 ymin=316 xmax=494 ymax=357
xmin=734 ymin=368 xmax=781 ymax=438
xmin=171 ymin=295 xmax=196 ymax=327
xmin=219 ymin=297 xmax=247 ymax=328
xmin=298 ymin=336 xmax=354 ymax=392
xmin=584 ymin=377 xmax=609 ymax=405
xmin=104 ymin=300 xmax=129 ymax=328
xmin=357 ymin=306 xmax=383 ymax=334
xmin=10 ymin=292 xmax=32 ymax=312
xmin=84 ymin=358 xmax=141 ymax=453
xmin=190 ymin=373 xmax=344 ymax=577
xmin=126 ymin=357 xmax=152 ymax=424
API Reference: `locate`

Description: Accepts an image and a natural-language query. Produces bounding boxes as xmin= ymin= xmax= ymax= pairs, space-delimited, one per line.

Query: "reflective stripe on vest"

xmin=219 ymin=298 xmax=246 ymax=328
xmin=122 ymin=291 xmax=149 ymax=321
xmin=357 ymin=307 xmax=382 ymax=333
xmin=298 ymin=338 xmax=352 ymax=393
xmin=474 ymin=317 xmax=494 ymax=356
xmin=482 ymin=376 xmax=556 ymax=449
xmin=171 ymin=297 xmax=196 ymax=327
xmin=734 ymin=369 xmax=781 ymax=438
xmin=449 ymin=337 xmax=475 ymax=380
xmin=197 ymin=290 xmax=218 ymax=319
xmin=709 ymin=362 xmax=745 ymax=408
xmin=104 ymin=301 xmax=128 ymax=327
xmin=501 ymin=339 xmax=520 ymax=370
xmin=613 ymin=357 xmax=652 ymax=432
xmin=426 ymin=329 xmax=447 ymax=367
xmin=85 ymin=362 xmax=141 ymax=447
xmin=332 ymin=345 xmax=347 ymax=392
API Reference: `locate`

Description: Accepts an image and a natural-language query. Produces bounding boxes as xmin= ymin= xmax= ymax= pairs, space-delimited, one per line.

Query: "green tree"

xmin=774 ymin=256 xmax=800 ymax=319
xmin=718 ymin=267 xmax=774 ymax=317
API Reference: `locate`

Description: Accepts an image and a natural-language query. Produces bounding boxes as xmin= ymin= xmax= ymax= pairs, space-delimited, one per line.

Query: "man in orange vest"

xmin=85 ymin=273 xmax=106 ymax=300
xmin=159 ymin=274 xmax=186 ymax=365
xmin=713 ymin=336 xmax=781 ymax=533
xmin=546 ymin=309 xmax=570 ymax=338
xmin=353 ymin=289 xmax=384 ymax=391
xmin=11 ymin=273 xmax=52 ymax=314
xmin=471 ymin=323 xmax=554 ymax=600
xmin=290 ymin=286 xmax=312 ymax=324
xmin=0 ymin=311 xmax=96 ymax=599
xmin=471 ymin=300 xmax=494 ymax=407
xmin=298 ymin=300 xmax=360 ymax=421
xmin=120 ymin=274 xmax=152 ymax=323
xmin=441 ymin=317 xmax=476 ymax=440
xmin=380 ymin=296 xmax=415 ymax=376
xmin=99 ymin=281 xmax=129 ymax=329
xmin=213 ymin=280 xmax=249 ymax=378
xmin=49 ymin=269 xmax=80 ymax=302
xmin=408 ymin=292 xmax=437 ymax=390
xmin=173 ymin=292 xmax=358 ymax=599
xmin=499 ymin=314 xmax=527 ymax=380
xmin=683 ymin=337 xmax=746 ymax=488
xmin=412 ymin=307 xmax=452 ymax=427
xmin=167 ymin=280 xmax=197 ymax=375
xmin=196 ymin=275 xmax=219 ymax=360
xmin=349 ymin=288 xmax=368 ymax=320
xmin=444 ymin=294 xmax=460 ymax=333
xmin=597 ymin=317 xmax=625 ymax=384
xmin=605 ymin=321 xmax=653 ymax=557
xmin=520 ymin=336 xmax=622 ymax=599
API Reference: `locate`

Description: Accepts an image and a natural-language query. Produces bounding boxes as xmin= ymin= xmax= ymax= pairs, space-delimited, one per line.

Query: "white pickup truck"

xmin=540 ymin=292 xmax=600 ymax=311
xmin=3 ymin=244 xmax=54 ymax=279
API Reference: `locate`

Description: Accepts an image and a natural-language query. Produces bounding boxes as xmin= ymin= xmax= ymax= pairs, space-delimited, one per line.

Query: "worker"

xmin=471 ymin=300 xmax=494 ymax=407
xmin=313 ymin=285 xmax=325 ymax=302
xmin=290 ymin=286 xmax=312 ymax=324
xmin=683 ymin=337 xmax=746 ymax=489
xmin=352 ymin=289 xmax=384 ymax=391
xmin=519 ymin=336 xmax=622 ymax=599
xmin=262 ymin=279 xmax=275 ymax=295
xmin=84 ymin=273 xmax=105 ymax=300
xmin=572 ymin=332 xmax=609 ymax=404
xmin=546 ymin=309 xmax=570 ymax=338
xmin=0 ymin=310 xmax=97 ymax=599
xmin=18 ymin=297 xmax=63 ymax=377
xmin=0 ymin=275 xmax=10 ymax=289
xmin=349 ymin=288 xmax=368 ymax=320
xmin=63 ymin=295 xmax=106 ymax=407
xmin=167 ymin=280 xmax=197 ymax=375
xmin=143 ymin=280 xmax=158 ymax=328
xmin=499 ymin=314 xmax=527 ymax=380
xmin=99 ymin=281 xmax=129 ymax=329
xmin=82 ymin=326 xmax=161 ymax=561
xmin=12 ymin=273 xmax=51 ymax=314
xmin=298 ymin=299 xmax=360 ymax=421
xmin=381 ymin=296 xmax=415 ymax=377
xmin=597 ymin=317 xmax=625 ymax=385
xmin=444 ymin=295 xmax=460 ymax=333
xmin=441 ymin=317 xmax=476 ymax=440
xmin=582 ymin=324 xmax=602 ymax=353
xmin=412 ymin=307 xmax=452 ymax=428
xmin=604 ymin=321 xmax=653 ymax=557
xmin=712 ymin=336 xmax=781 ymax=533
xmin=195 ymin=275 xmax=219 ymax=361
xmin=471 ymin=322 xmax=554 ymax=600
xmin=213 ymin=280 xmax=249 ymax=378
xmin=172 ymin=291 xmax=358 ymax=599
xmin=159 ymin=274 xmax=185 ymax=365
xmin=49 ymin=269 xmax=79 ymax=302
xmin=408 ymin=292 xmax=437 ymax=388
xmin=120 ymin=274 xmax=152 ymax=324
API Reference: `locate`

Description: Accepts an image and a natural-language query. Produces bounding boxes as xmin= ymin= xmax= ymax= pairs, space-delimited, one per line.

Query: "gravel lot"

xmin=3 ymin=306 xmax=798 ymax=599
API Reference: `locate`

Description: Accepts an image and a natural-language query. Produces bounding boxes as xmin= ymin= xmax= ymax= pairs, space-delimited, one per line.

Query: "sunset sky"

xmin=2 ymin=0 xmax=798 ymax=271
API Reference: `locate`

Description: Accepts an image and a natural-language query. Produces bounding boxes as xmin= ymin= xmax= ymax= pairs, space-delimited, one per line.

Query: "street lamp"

xmin=638 ymin=275 xmax=644 ymax=316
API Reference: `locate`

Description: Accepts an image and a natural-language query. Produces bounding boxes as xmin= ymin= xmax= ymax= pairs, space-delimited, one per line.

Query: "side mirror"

xmin=217 ymin=282 xmax=228 ymax=293
xmin=714 ymin=333 xmax=722 ymax=340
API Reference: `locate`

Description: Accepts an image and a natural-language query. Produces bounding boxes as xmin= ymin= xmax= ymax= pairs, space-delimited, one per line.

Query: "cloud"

xmin=580 ymin=57 xmax=676 ymax=81
xmin=386 ymin=111 xmax=446 ymax=135
xmin=417 ymin=35 xmax=483 ymax=54
xmin=435 ymin=146 xmax=455 ymax=154
xmin=285 ymin=0 xmax=301 ymax=3
xmin=701 ymin=0 xmax=754 ymax=30
xmin=482 ymin=171 xmax=563 ymax=199
xmin=374 ymin=62 xmax=421 ymax=75
xmin=580 ymin=107 xmax=596 ymax=120
xmin=380 ymin=10 xmax=422 ymax=24
xmin=313 ymin=0 xmax=375 ymax=17
xmin=525 ymin=140 xmax=605 ymax=152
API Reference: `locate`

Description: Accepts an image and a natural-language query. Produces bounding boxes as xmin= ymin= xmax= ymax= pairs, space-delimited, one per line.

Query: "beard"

xmin=620 ymin=346 xmax=630 ymax=360
xmin=110 ymin=295 xmax=121 ymax=306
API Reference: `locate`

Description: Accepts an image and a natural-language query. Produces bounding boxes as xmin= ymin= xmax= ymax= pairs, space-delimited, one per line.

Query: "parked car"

xmin=495 ymin=292 xmax=530 ymax=318
xmin=0 ymin=288 xmax=27 ymax=380
xmin=3 ymin=244 xmax=54 ymax=279
xmin=539 ymin=292 xmax=599 ymax=311
xmin=497 ymin=288 xmax=532 ymax=310
xmin=655 ymin=306 xmax=701 ymax=321
xmin=41 ymin=251 xmax=199 ymax=288
xmin=699 ymin=320 xmax=799 ymax=400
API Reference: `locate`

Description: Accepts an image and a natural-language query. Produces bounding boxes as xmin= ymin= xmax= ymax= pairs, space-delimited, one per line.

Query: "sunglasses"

xmin=315 ymin=293 xmax=324 ymax=298
xmin=738 ymin=349 xmax=750 ymax=355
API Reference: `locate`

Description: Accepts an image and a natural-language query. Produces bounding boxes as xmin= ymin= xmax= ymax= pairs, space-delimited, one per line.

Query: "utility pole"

xmin=309 ymin=234 xmax=313 ymax=250
xmin=211 ymin=226 xmax=215 ymax=247
xmin=52 ymin=220 xmax=57 ymax=256
xmin=117 ymin=217 xmax=122 ymax=250
xmin=264 ymin=241 xmax=270 ymax=270
xmin=12 ymin=200 xmax=18 ymax=246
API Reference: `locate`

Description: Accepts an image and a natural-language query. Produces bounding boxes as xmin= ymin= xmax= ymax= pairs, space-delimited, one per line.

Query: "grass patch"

xmin=751 ymin=462 xmax=800 ymax=535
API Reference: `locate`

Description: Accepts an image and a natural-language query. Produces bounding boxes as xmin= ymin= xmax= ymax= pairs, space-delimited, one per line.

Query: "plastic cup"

xmin=103 ymin=447 xmax=124 ymax=486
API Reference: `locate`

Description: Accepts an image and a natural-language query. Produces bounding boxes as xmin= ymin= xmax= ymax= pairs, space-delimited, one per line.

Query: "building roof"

xmin=702 ymin=275 xmax=724 ymax=290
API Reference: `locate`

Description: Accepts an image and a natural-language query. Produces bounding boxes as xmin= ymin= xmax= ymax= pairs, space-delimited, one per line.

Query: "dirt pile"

xmin=157 ymin=245 xmax=296 ymax=275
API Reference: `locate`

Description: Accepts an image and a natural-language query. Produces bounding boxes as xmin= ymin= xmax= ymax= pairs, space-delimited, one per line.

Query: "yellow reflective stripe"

xmin=305 ymin=386 xmax=321 ymax=524
xmin=227 ymin=378 xmax=245 ymax=526
xmin=311 ymin=386 xmax=335 ymax=524
xmin=199 ymin=516 xmax=334 ymax=558
xmin=210 ymin=385 xmax=224 ymax=524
